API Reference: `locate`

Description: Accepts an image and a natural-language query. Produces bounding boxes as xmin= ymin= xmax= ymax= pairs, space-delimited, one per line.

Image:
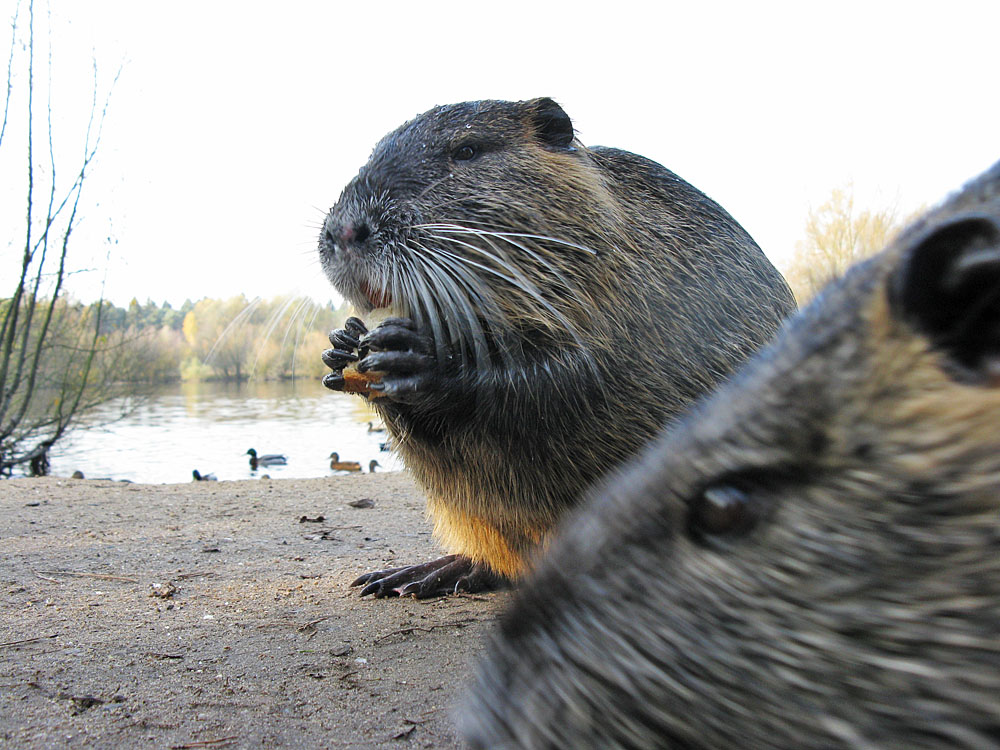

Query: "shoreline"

xmin=1 ymin=475 xmax=506 ymax=748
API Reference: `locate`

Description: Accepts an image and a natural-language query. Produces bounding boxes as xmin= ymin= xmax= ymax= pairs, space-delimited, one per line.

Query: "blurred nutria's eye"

xmin=688 ymin=484 xmax=756 ymax=539
xmin=453 ymin=144 xmax=477 ymax=161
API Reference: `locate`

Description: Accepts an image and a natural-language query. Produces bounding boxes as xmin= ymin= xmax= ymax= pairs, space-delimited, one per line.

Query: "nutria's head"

xmin=318 ymin=98 xmax=621 ymax=366
xmin=460 ymin=161 xmax=1000 ymax=748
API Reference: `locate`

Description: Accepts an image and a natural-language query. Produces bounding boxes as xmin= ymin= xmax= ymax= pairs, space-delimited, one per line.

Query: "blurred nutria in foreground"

xmin=461 ymin=159 xmax=1000 ymax=749
xmin=318 ymin=97 xmax=796 ymax=597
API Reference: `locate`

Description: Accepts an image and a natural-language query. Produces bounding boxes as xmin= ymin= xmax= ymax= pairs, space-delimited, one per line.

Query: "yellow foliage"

xmin=182 ymin=310 xmax=199 ymax=347
xmin=175 ymin=294 xmax=350 ymax=381
xmin=784 ymin=186 xmax=908 ymax=304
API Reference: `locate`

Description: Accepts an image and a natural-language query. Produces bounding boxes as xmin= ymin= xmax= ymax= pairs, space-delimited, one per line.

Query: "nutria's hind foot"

xmin=351 ymin=554 xmax=507 ymax=599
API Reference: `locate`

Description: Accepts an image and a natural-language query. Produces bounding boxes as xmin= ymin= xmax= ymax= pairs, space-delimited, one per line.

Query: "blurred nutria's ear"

xmin=524 ymin=97 xmax=575 ymax=149
xmin=891 ymin=215 xmax=1000 ymax=382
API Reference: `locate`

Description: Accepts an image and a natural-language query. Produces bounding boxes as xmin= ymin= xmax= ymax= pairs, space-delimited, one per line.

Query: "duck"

xmin=367 ymin=421 xmax=387 ymax=433
xmin=329 ymin=452 xmax=363 ymax=472
xmin=192 ymin=469 xmax=217 ymax=481
xmin=246 ymin=448 xmax=287 ymax=470
xmin=368 ymin=459 xmax=381 ymax=473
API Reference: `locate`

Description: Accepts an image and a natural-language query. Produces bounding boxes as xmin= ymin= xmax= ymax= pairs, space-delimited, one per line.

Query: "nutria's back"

xmin=319 ymin=98 xmax=796 ymax=583
xmin=461 ymin=159 xmax=1000 ymax=747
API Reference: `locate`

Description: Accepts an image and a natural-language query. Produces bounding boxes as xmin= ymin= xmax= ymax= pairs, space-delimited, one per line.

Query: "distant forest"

xmin=47 ymin=294 xmax=351 ymax=383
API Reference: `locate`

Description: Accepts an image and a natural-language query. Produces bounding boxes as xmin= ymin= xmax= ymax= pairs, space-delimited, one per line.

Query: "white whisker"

xmin=206 ymin=296 xmax=263 ymax=364
xmin=410 ymin=240 xmax=492 ymax=367
xmin=418 ymin=223 xmax=599 ymax=256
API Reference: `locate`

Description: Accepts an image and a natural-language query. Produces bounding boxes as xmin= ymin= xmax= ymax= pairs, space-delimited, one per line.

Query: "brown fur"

xmin=319 ymin=98 xmax=796 ymax=581
xmin=461 ymin=160 xmax=1000 ymax=748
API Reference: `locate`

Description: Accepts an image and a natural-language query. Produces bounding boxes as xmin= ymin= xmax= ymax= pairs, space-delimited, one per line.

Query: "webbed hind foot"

xmin=351 ymin=554 xmax=507 ymax=599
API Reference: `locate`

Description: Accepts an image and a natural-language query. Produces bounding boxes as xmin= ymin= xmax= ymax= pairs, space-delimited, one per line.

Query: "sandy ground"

xmin=0 ymin=474 xmax=508 ymax=749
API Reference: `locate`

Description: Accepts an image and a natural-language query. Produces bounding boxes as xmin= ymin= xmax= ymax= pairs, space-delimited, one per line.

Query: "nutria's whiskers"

xmin=420 ymin=222 xmax=599 ymax=256
xmin=422 ymin=226 xmax=591 ymax=351
xmin=400 ymin=248 xmax=453 ymax=366
xmin=415 ymin=174 xmax=456 ymax=201
xmin=248 ymin=294 xmax=314 ymax=379
xmin=199 ymin=294 xmax=327 ymax=381
xmin=423 ymin=222 xmax=596 ymax=303
xmin=205 ymin=296 xmax=263 ymax=365
xmin=408 ymin=240 xmax=492 ymax=368
xmin=252 ymin=294 xmax=327 ymax=380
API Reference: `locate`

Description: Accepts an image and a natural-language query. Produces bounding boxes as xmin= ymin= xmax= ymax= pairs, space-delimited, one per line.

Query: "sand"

xmin=0 ymin=474 xmax=508 ymax=749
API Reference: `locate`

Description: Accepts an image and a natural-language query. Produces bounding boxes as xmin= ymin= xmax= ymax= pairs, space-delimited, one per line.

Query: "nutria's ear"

xmin=891 ymin=215 xmax=1000 ymax=380
xmin=525 ymin=97 xmax=575 ymax=149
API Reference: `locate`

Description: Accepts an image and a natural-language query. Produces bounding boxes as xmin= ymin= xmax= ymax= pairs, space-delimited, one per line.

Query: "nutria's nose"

xmin=325 ymin=217 xmax=371 ymax=248
xmin=342 ymin=221 xmax=371 ymax=244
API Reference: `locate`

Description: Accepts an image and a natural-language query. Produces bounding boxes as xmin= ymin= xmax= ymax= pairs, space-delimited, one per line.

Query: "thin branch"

xmin=0 ymin=0 xmax=35 ymax=414
xmin=0 ymin=0 xmax=21 ymax=150
xmin=0 ymin=633 xmax=57 ymax=649
xmin=35 ymin=570 xmax=139 ymax=583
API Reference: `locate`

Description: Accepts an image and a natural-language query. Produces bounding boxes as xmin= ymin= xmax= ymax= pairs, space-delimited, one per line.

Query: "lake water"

xmin=47 ymin=379 xmax=403 ymax=484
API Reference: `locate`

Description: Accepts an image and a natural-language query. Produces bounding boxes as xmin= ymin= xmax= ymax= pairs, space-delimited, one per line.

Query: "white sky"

xmin=3 ymin=0 xmax=998 ymax=308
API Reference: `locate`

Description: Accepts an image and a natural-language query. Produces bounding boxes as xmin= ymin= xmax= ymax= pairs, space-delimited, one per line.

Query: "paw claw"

xmin=322 ymin=373 xmax=345 ymax=391
xmin=328 ymin=329 xmax=360 ymax=350
xmin=351 ymin=555 xmax=504 ymax=599
xmin=363 ymin=319 xmax=430 ymax=355
xmin=321 ymin=348 xmax=359 ymax=370
xmin=344 ymin=317 xmax=368 ymax=338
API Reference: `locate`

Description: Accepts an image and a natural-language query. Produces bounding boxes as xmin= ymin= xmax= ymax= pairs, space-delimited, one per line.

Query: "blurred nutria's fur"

xmin=460 ymin=159 xmax=1000 ymax=748
xmin=318 ymin=97 xmax=796 ymax=597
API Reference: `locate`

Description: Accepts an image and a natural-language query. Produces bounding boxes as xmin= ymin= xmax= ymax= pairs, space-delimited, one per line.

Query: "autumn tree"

xmin=180 ymin=295 xmax=346 ymax=381
xmin=784 ymin=185 xmax=906 ymax=304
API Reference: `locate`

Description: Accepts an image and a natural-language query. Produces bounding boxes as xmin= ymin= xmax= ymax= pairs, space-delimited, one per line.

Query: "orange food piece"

xmin=342 ymin=363 xmax=385 ymax=400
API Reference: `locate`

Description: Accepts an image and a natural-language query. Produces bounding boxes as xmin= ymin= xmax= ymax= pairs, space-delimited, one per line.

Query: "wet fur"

xmin=461 ymin=160 xmax=1000 ymax=747
xmin=319 ymin=98 xmax=796 ymax=577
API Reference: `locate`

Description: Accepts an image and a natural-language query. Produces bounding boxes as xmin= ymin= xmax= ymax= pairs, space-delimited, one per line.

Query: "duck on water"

xmin=329 ymin=452 xmax=380 ymax=473
xmin=246 ymin=448 xmax=287 ymax=470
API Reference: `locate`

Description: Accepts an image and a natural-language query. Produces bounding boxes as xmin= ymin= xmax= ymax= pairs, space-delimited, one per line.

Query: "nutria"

xmin=461 ymin=160 xmax=1000 ymax=748
xmin=318 ymin=97 xmax=796 ymax=597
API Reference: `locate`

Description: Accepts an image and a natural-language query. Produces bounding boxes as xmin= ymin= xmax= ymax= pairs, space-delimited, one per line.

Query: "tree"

xmin=784 ymin=185 xmax=906 ymax=304
xmin=0 ymin=1 xmax=128 ymax=476
xmin=175 ymin=294 xmax=346 ymax=382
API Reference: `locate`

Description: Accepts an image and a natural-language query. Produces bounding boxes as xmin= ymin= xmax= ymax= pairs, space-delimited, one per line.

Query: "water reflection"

xmin=49 ymin=379 xmax=402 ymax=484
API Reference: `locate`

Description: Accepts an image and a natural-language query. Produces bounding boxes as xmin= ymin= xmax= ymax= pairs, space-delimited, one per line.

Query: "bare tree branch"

xmin=0 ymin=0 xmax=21 ymax=151
xmin=0 ymin=0 xmax=130 ymax=475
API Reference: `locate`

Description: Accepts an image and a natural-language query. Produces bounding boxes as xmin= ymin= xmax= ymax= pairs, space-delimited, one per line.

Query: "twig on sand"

xmin=169 ymin=737 xmax=238 ymax=749
xmin=297 ymin=616 xmax=330 ymax=632
xmin=374 ymin=617 xmax=478 ymax=644
xmin=35 ymin=570 xmax=139 ymax=583
xmin=391 ymin=724 xmax=417 ymax=740
xmin=0 ymin=634 xmax=57 ymax=649
xmin=418 ymin=591 xmax=494 ymax=603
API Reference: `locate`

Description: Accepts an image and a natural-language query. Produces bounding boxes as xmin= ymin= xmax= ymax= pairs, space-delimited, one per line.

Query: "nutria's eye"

xmin=688 ymin=484 xmax=756 ymax=538
xmin=453 ymin=144 xmax=477 ymax=161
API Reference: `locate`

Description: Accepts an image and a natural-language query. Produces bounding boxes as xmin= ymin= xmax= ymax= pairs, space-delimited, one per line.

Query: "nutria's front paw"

xmin=321 ymin=317 xmax=368 ymax=391
xmin=351 ymin=554 xmax=507 ymax=599
xmin=357 ymin=318 xmax=440 ymax=404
